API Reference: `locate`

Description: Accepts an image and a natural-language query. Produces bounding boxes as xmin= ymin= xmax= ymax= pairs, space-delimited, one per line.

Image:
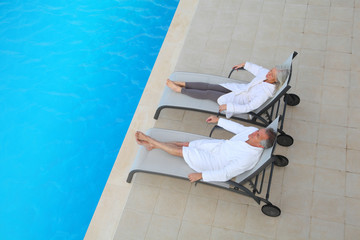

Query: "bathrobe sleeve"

xmin=226 ymin=92 xmax=269 ymax=115
xmin=244 ymin=62 xmax=267 ymax=76
xmin=201 ymin=157 xmax=254 ymax=182
xmin=217 ymin=118 xmax=255 ymax=135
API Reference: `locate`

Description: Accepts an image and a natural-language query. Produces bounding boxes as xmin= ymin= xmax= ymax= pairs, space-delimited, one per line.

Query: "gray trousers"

xmin=181 ymin=82 xmax=231 ymax=102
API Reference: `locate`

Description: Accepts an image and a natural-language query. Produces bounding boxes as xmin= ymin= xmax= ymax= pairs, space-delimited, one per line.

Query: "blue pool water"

xmin=0 ymin=0 xmax=178 ymax=239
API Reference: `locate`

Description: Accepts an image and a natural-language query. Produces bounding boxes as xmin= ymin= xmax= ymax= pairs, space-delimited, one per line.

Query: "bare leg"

xmin=135 ymin=132 xmax=154 ymax=151
xmin=136 ymin=131 xmax=186 ymax=157
xmin=166 ymin=79 xmax=182 ymax=93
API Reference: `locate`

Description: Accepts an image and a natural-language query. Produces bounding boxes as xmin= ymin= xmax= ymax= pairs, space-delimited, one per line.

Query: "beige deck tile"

xmin=299 ymin=49 xmax=326 ymax=68
xmin=345 ymin=224 xmax=360 ymax=240
xmin=177 ymin=221 xmax=212 ymax=240
xmin=304 ymin=19 xmax=329 ymax=34
xmin=302 ymin=33 xmax=327 ymax=50
xmin=314 ymin=167 xmax=346 ymax=196
xmin=292 ymin=100 xmax=321 ymax=123
xmin=262 ymin=2 xmax=285 ymax=15
xmin=287 ymin=120 xmax=319 ymax=144
xmin=310 ymin=217 xmax=345 ymax=240
xmin=318 ymin=124 xmax=347 ymax=148
xmin=280 ymin=188 xmax=313 ymax=216
xmin=210 ymin=227 xmax=244 ymax=240
xmin=350 ymin=71 xmax=360 ymax=88
xmin=321 ymin=85 xmax=349 ymax=106
xmin=347 ymin=127 xmax=360 ymax=150
xmin=309 ymin=0 xmax=331 ymax=6
xmin=145 ymin=215 xmax=181 ymax=240
xmin=281 ymin=18 xmax=305 ymax=33
xmin=331 ymin=0 xmax=355 ymax=8
xmin=323 ymin=69 xmax=350 ymax=87
xmin=320 ymin=104 xmax=348 ymax=127
xmin=244 ymin=205 xmax=279 ymax=239
xmin=283 ymin=163 xmax=315 ymax=191
xmin=153 ymin=189 xmax=188 ymax=219
xmin=325 ymin=52 xmax=352 ymax=71
xmin=125 ymin=184 xmax=160 ymax=213
xmin=133 ymin=174 xmax=166 ymax=188
xmin=330 ymin=7 xmax=354 ymax=22
xmin=276 ymin=213 xmax=311 ymax=240
xmin=328 ymin=20 xmax=353 ymax=36
xmin=160 ymin=177 xmax=191 ymax=194
xmin=286 ymin=140 xmax=317 ymax=166
xmin=114 ymin=209 xmax=152 ymax=240
xmin=311 ymin=192 xmax=345 ymax=222
xmin=316 ymin=144 xmax=346 ymax=170
xmin=346 ymin=172 xmax=360 ymax=199
xmin=284 ymin=4 xmax=308 ymax=19
xmin=346 ymin=149 xmax=360 ymax=174
xmin=240 ymin=0 xmax=264 ymax=15
xmin=346 ymin=197 xmax=360 ymax=226
xmin=189 ymin=183 xmax=220 ymax=199
xmin=212 ymin=200 xmax=248 ymax=231
xmin=327 ymin=36 xmax=352 ymax=53
xmin=349 ymin=87 xmax=360 ymax=108
xmin=182 ymin=194 xmax=217 ymax=225
xmin=306 ymin=5 xmax=330 ymax=20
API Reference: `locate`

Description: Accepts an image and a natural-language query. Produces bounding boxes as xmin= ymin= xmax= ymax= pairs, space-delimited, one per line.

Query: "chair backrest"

xmin=248 ymin=52 xmax=297 ymax=116
xmin=234 ymin=116 xmax=279 ymax=184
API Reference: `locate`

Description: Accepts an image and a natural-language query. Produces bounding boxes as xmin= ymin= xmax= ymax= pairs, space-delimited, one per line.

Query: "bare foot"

xmin=166 ymin=79 xmax=182 ymax=93
xmin=173 ymin=81 xmax=185 ymax=87
xmin=135 ymin=131 xmax=153 ymax=151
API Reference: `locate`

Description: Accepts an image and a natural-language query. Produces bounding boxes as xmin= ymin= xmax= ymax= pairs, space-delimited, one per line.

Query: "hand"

xmin=206 ymin=115 xmax=219 ymax=123
xmin=233 ymin=62 xmax=245 ymax=70
xmin=188 ymin=173 xmax=202 ymax=182
xmin=219 ymin=104 xmax=227 ymax=112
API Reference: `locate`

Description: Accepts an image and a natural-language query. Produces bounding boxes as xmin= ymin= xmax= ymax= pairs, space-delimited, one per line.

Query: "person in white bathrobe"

xmin=135 ymin=115 xmax=276 ymax=183
xmin=166 ymin=62 xmax=289 ymax=118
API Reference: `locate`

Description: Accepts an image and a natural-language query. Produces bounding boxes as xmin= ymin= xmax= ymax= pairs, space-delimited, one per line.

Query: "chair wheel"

xmin=261 ymin=204 xmax=281 ymax=217
xmin=284 ymin=93 xmax=300 ymax=106
xmin=277 ymin=134 xmax=294 ymax=147
xmin=274 ymin=155 xmax=289 ymax=167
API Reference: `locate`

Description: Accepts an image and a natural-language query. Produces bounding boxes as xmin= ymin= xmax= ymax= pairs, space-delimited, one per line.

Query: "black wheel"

xmin=261 ymin=204 xmax=281 ymax=217
xmin=277 ymin=133 xmax=294 ymax=147
xmin=274 ymin=155 xmax=289 ymax=167
xmin=284 ymin=93 xmax=300 ymax=106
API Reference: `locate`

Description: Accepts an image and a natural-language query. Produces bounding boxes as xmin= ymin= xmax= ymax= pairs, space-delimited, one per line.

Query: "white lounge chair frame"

xmin=154 ymin=52 xmax=299 ymax=146
xmin=127 ymin=117 xmax=286 ymax=217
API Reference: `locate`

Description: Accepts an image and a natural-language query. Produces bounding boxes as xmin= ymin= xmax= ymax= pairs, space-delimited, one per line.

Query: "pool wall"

xmin=84 ymin=0 xmax=199 ymax=239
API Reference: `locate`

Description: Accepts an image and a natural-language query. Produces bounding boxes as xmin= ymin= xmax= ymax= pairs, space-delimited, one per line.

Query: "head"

xmin=266 ymin=65 xmax=290 ymax=88
xmin=248 ymin=128 xmax=276 ymax=149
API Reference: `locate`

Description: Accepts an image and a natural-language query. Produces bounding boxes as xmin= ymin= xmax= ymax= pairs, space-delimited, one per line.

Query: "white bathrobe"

xmin=182 ymin=118 xmax=264 ymax=182
xmin=218 ymin=62 xmax=276 ymax=118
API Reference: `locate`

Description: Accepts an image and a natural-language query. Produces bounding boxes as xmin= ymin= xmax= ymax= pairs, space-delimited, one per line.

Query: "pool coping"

xmin=84 ymin=1 xmax=199 ymax=239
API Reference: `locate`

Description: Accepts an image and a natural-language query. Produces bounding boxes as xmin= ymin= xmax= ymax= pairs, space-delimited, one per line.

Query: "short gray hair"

xmin=260 ymin=128 xmax=276 ymax=149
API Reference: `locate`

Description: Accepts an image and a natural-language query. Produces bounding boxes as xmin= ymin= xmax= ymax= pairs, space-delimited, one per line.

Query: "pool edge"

xmin=84 ymin=1 xmax=199 ymax=239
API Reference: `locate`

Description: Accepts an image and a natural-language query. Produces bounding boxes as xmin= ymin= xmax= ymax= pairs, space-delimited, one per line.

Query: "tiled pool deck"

xmin=86 ymin=0 xmax=360 ymax=239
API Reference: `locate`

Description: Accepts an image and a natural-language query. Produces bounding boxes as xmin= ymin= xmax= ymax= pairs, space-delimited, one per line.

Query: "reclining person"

xmin=166 ymin=62 xmax=289 ymax=118
xmin=135 ymin=115 xmax=276 ymax=183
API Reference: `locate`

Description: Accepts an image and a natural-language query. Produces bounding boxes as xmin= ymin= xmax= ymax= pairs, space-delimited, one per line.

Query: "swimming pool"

xmin=0 ymin=0 xmax=178 ymax=239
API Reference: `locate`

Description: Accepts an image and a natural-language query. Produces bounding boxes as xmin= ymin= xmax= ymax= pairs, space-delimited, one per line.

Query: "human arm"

xmin=188 ymin=173 xmax=202 ymax=182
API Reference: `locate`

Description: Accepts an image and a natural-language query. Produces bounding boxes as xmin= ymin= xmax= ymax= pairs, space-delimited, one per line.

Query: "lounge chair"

xmin=127 ymin=117 xmax=286 ymax=217
xmin=154 ymin=52 xmax=299 ymax=146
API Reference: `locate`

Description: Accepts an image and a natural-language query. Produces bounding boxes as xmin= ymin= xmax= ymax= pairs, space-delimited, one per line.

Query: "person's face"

xmin=248 ymin=129 xmax=269 ymax=147
xmin=266 ymin=68 xmax=277 ymax=83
